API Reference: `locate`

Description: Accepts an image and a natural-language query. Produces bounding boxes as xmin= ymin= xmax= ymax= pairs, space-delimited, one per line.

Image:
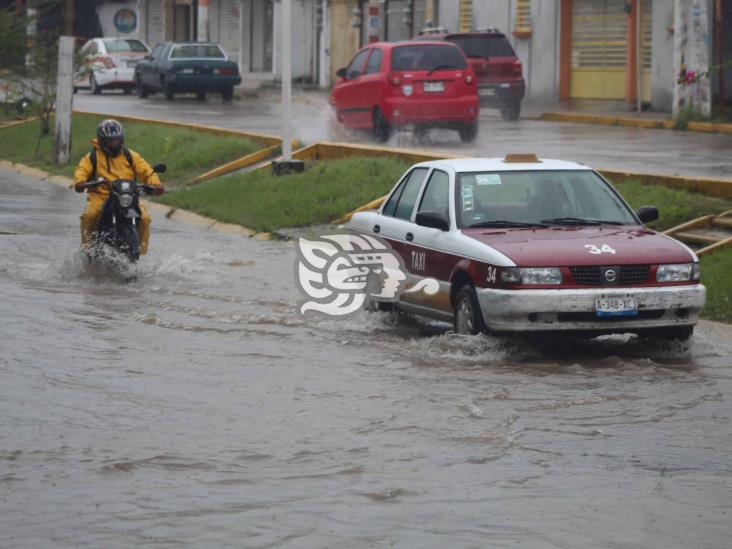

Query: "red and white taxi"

xmin=347 ymin=155 xmax=706 ymax=340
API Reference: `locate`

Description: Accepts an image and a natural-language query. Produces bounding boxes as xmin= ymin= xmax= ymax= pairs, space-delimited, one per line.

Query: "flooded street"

xmin=1 ymin=166 xmax=732 ymax=548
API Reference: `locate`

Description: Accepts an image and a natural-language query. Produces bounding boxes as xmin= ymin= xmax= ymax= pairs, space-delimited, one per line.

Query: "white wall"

xmin=651 ymin=0 xmax=674 ymax=110
xmin=272 ymin=0 xmax=315 ymax=80
xmin=469 ymin=0 xmax=561 ymax=104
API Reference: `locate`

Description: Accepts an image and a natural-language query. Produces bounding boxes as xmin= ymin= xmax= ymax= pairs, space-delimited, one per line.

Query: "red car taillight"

xmin=216 ymin=67 xmax=236 ymax=76
xmin=512 ymin=60 xmax=523 ymax=77
xmin=464 ymin=73 xmax=474 ymax=84
xmin=388 ymin=71 xmax=402 ymax=86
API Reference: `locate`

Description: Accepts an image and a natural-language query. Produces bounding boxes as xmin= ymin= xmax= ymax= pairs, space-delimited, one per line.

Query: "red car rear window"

xmin=390 ymin=45 xmax=467 ymax=72
xmin=446 ymin=35 xmax=516 ymax=59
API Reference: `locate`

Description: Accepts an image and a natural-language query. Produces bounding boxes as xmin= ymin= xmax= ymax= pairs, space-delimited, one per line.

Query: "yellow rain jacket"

xmin=74 ymin=139 xmax=162 ymax=255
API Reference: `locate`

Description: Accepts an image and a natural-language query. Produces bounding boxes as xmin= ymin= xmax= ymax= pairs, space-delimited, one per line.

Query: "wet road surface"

xmin=1 ymin=166 xmax=732 ymax=548
xmin=74 ymin=89 xmax=732 ymax=181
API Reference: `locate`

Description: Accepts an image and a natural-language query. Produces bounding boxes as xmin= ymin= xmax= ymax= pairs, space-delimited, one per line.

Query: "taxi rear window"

xmin=391 ymin=45 xmax=467 ymax=71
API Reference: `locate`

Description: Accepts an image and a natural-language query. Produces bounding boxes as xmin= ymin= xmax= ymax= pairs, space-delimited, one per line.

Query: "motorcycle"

xmin=79 ymin=164 xmax=166 ymax=275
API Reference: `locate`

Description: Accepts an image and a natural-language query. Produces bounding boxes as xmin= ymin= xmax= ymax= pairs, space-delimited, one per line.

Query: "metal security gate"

xmin=570 ymin=0 xmax=627 ymax=99
xmin=640 ymin=0 xmax=652 ymax=102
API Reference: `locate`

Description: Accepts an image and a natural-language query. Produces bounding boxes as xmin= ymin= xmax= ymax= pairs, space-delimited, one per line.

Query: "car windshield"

xmin=391 ymin=44 xmax=467 ymax=71
xmin=104 ymin=39 xmax=148 ymax=53
xmin=446 ymin=35 xmax=515 ymax=58
xmin=170 ymin=44 xmax=225 ymax=59
xmin=456 ymin=170 xmax=637 ymax=228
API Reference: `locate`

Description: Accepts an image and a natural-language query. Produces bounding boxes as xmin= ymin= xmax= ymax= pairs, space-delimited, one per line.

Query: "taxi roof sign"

xmin=503 ymin=153 xmax=541 ymax=163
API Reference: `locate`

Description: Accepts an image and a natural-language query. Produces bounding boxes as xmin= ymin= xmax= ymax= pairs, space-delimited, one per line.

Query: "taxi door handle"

xmin=373 ymin=224 xmax=380 ymax=234
xmin=406 ymin=232 xmax=414 ymax=242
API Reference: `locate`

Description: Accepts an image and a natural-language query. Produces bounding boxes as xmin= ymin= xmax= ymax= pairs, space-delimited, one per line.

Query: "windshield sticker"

xmin=476 ymin=173 xmax=502 ymax=186
xmin=462 ymin=185 xmax=474 ymax=211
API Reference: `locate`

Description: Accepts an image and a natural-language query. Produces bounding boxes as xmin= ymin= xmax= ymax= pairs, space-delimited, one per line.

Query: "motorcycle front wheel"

xmin=119 ymin=225 xmax=140 ymax=263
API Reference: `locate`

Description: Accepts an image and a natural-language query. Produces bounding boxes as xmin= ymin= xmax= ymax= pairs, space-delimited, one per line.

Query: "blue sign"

xmin=114 ymin=9 xmax=137 ymax=34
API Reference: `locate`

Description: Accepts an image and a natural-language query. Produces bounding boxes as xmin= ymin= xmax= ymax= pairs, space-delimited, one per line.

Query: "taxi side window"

xmin=383 ymin=168 xmax=429 ymax=218
xmin=346 ymin=49 xmax=370 ymax=79
xmin=418 ymin=170 xmax=450 ymax=219
xmin=365 ymin=49 xmax=383 ymax=74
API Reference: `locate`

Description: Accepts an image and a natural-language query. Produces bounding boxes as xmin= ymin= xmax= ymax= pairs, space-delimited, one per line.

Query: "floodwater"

xmin=1 ymin=167 xmax=731 ymax=548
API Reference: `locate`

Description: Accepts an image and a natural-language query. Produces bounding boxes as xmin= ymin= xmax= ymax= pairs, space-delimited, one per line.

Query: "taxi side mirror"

xmin=636 ymin=205 xmax=659 ymax=223
xmin=416 ymin=211 xmax=449 ymax=231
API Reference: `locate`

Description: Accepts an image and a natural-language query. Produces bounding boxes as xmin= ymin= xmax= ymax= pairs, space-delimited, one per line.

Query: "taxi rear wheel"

xmin=453 ymin=284 xmax=487 ymax=335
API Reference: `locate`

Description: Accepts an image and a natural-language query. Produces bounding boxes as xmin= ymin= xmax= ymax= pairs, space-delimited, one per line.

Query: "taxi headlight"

xmin=118 ymin=193 xmax=134 ymax=208
xmin=519 ymin=267 xmax=563 ymax=285
xmin=656 ymin=263 xmax=694 ymax=282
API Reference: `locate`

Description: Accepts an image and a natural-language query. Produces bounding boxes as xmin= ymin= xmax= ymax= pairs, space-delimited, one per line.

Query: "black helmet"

xmin=97 ymin=119 xmax=125 ymax=156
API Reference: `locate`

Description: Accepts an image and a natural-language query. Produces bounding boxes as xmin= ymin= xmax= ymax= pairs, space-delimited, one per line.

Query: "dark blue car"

xmin=134 ymin=42 xmax=242 ymax=101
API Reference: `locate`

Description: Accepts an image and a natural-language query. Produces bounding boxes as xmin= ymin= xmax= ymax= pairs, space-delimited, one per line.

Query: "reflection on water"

xmin=1 ymin=168 xmax=731 ymax=548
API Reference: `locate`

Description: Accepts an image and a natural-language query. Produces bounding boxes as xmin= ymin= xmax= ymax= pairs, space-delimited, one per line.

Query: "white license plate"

xmin=595 ymin=295 xmax=639 ymax=317
xmin=423 ymin=81 xmax=444 ymax=93
xmin=479 ymin=88 xmax=496 ymax=97
xmin=181 ymin=68 xmax=195 ymax=74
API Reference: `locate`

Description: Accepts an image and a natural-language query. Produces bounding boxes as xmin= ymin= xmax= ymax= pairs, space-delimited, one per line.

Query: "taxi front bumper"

xmin=476 ymin=284 xmax=706 ymax=333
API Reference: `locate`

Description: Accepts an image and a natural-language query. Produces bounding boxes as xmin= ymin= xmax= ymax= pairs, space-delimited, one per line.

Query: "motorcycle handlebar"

xmin=76 ymin=180 xmax=165 ymax=196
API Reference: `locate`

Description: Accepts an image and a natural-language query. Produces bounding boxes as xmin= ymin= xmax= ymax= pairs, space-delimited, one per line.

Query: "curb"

xmin=0 ymin=159 xmax=270 ymax=240
xmin=0 ymin=116 xmax=39 ymax=129
xmin=74 ymin=110 xmax=283 ymax=147
xmin=539 ymin=111 xmax=732 ymax=135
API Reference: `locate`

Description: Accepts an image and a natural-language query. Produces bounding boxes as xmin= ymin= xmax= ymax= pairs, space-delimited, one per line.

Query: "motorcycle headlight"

xmin=656 ymin=263 xmax=695 ymax=282
xmin=519 ymin=267 xmax=563 ymax=285
xmin=118 ymin=193 xmax=134 ymax=208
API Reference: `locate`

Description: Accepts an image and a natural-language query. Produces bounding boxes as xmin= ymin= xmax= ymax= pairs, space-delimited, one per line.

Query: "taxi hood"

xmin=461 ymin=225 xmax=696 ymax=266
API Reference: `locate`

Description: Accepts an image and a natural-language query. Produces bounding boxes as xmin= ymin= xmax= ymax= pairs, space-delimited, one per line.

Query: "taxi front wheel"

xmin=453 ymin=284 xmax=487 ymax=335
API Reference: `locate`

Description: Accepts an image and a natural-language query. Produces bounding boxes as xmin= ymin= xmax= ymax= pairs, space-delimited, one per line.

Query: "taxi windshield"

xmin=456 ymin=170 xmax=638 ymax=228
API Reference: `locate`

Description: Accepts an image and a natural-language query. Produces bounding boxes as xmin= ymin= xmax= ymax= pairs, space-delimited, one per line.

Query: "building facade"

xmin=437 ymin=0 xmax=731 ymax=111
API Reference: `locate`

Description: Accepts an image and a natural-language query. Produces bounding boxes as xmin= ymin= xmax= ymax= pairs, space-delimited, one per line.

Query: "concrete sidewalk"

xmin=529 ymin=98 xmax=732 ymax=134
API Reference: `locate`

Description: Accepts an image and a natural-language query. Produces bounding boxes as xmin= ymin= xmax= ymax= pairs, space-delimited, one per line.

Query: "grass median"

xmin=159 ymin=156 xmax=410 ymax=231
xmin=612 ymin=180 xmax=732 ymax=231
xmin=0 ymin=114 xmax=262 ymax=185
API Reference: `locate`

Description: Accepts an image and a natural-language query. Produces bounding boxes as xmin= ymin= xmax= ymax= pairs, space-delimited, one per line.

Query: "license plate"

xmin=479 ymin=88 xmax=496 ymax=97
xmin=595 ymin=295 xmax=639 ymax=317
xmin=423 ymin=81 xmax=444 ymax=93
xmin=181 ymin=68 xmax=195 ymax=74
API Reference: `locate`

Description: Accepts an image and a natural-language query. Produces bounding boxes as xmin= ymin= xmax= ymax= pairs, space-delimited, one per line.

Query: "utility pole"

xmin=673 ymin=0 xmax=711 ymax=118
xmin=282 ymin=0 xmax=291 ymax=161
xmin=63 ymin=0 xmax=74 ymax=36
xmin=54 ymin=36 xmax=74 ymax=165
xmin=715 ymin=0 xmax=725 ymax=109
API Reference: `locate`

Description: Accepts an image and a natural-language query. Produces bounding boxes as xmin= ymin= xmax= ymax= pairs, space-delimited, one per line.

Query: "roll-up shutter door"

xmin=570 ymin=0 xmax=627 ymax=99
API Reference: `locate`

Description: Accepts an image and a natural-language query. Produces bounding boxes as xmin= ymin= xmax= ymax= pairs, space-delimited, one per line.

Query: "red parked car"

xmin=424 ymin=29 xmax=525 ymax=121
xmin=330 ymin=41 xmax=480 ymax=142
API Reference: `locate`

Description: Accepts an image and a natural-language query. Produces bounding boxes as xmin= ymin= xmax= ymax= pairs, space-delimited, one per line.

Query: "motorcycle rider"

xmin=73 ymin=119 xmax=164 ymax=255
